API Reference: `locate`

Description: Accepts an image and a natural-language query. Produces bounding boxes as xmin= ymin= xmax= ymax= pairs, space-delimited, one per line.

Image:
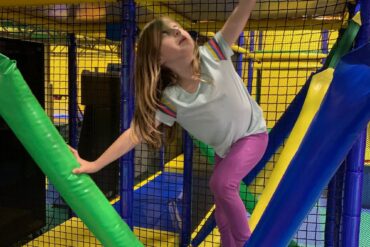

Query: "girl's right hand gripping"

xmin=69 ymin=146 xmax=101 ymax=174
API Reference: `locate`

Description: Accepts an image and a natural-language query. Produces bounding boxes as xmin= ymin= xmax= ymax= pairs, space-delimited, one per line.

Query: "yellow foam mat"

xmin=24 ymin=216 xmax=221 ymax=247
xmin=24 ymin=217 xmax=178 ymax=247
xmin=23 ymin=217 xmax=101 ymax=246
xmin=26 ymin=154 xmax=220 ymax=246
xmin=164 ymin=154 xmax=184 ymax=173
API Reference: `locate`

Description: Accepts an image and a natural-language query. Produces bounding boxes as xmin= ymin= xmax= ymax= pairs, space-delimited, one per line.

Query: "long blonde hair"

xmin=133 ymin=17 xmax=200 ymax=148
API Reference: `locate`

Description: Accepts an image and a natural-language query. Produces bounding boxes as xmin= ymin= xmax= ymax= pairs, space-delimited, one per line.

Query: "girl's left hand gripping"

xmin=69 ymin=146 xmax=101 ymax=174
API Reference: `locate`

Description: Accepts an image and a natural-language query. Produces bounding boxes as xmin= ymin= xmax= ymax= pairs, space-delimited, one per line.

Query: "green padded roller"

xmin=0 ymin=54 xmax=143 ymax=247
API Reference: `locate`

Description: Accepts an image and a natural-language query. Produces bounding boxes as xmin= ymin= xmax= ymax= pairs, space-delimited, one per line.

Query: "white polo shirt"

xmin=156 ymin=31 xmax=266 ymax=157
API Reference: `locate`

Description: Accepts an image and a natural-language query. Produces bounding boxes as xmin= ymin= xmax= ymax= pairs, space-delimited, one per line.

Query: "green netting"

xmin=360 ymin=210 xmax=370 ymax=247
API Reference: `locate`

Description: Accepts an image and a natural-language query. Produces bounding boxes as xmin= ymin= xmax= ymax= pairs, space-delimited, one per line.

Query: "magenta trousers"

xmin=209 ymin=132 xmax=268 ymax=247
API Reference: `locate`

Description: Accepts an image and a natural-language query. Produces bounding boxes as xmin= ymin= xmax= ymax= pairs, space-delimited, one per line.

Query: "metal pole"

xmin=325 ymin=164 xmax=345 ymax=247
xmin=342 ymin=136 xmax=366 ymax=247
xmin=120 ymin=0 xmax=136 ymax=229
xmin=255 ymin=31 xmax=263 ymax=104
xmin=181 ymin=131 xmax=193 ymax=246
xmin=341 ymin=1 xmax=369 ymax=245
xmin=67 ymin=33 xmax=78 ymax=148
xmin=247 ymin=31 xmax=255 ymax=93
xmin=237 ymin=32 xmax=244 ymax=76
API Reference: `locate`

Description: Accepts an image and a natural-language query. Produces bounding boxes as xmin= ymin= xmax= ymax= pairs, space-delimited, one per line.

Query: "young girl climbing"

xmin=71 ymin=1 xmax=267 ymax=246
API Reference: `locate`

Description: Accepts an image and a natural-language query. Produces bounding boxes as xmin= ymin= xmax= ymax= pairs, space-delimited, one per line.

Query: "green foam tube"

xmin=0 ymin=54 xmax=143 ymax=247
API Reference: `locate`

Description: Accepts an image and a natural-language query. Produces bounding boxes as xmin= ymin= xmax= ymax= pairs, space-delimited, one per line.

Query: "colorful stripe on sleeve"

xmin=158 ymin=95 xmax=176 ymax=118
xmin=204 ymin=38 xmax=227 ymax=61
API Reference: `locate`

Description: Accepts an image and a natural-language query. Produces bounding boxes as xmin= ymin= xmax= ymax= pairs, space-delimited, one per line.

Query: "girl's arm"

xmin=71 ymin=126 xmax=141 ymax=174
xmin=71 ymin=120 xmax=161 ymax=174
xmin=221 ymin=0 xmax=257 ymax=46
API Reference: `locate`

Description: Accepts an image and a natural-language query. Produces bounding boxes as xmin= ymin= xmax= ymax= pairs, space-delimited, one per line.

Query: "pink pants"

xmin=209 ymin=132 xmax=268 ymax=247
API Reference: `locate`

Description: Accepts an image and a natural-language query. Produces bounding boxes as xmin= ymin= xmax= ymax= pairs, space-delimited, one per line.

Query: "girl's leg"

xmin=209 ymin=132 xmax=268 ymax=247
xmin=214 ymin=197 xmax=236 ymax=247
xmin=213 ymin=156 xmax=236 ymax=247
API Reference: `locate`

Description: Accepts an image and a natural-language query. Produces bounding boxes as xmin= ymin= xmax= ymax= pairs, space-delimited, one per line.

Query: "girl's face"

xmin=159 ymin=21 xmax=195 ymax=66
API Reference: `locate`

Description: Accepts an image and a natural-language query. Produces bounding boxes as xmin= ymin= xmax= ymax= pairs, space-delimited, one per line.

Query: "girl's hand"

xmin=69 ymin=146 xmax=101 ymax=174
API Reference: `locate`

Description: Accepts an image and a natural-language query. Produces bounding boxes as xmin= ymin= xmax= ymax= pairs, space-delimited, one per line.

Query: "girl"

xmin=71 ymin=1 xmax=267 ymax=246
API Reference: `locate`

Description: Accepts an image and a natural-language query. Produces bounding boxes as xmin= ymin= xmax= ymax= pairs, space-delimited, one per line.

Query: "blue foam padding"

xmin=133 ymin=172 xmax=184 ymax=232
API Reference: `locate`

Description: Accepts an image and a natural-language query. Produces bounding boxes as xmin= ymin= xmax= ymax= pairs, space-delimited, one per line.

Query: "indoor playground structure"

xmin=0 ymin=0 xmax=369 ymax=246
